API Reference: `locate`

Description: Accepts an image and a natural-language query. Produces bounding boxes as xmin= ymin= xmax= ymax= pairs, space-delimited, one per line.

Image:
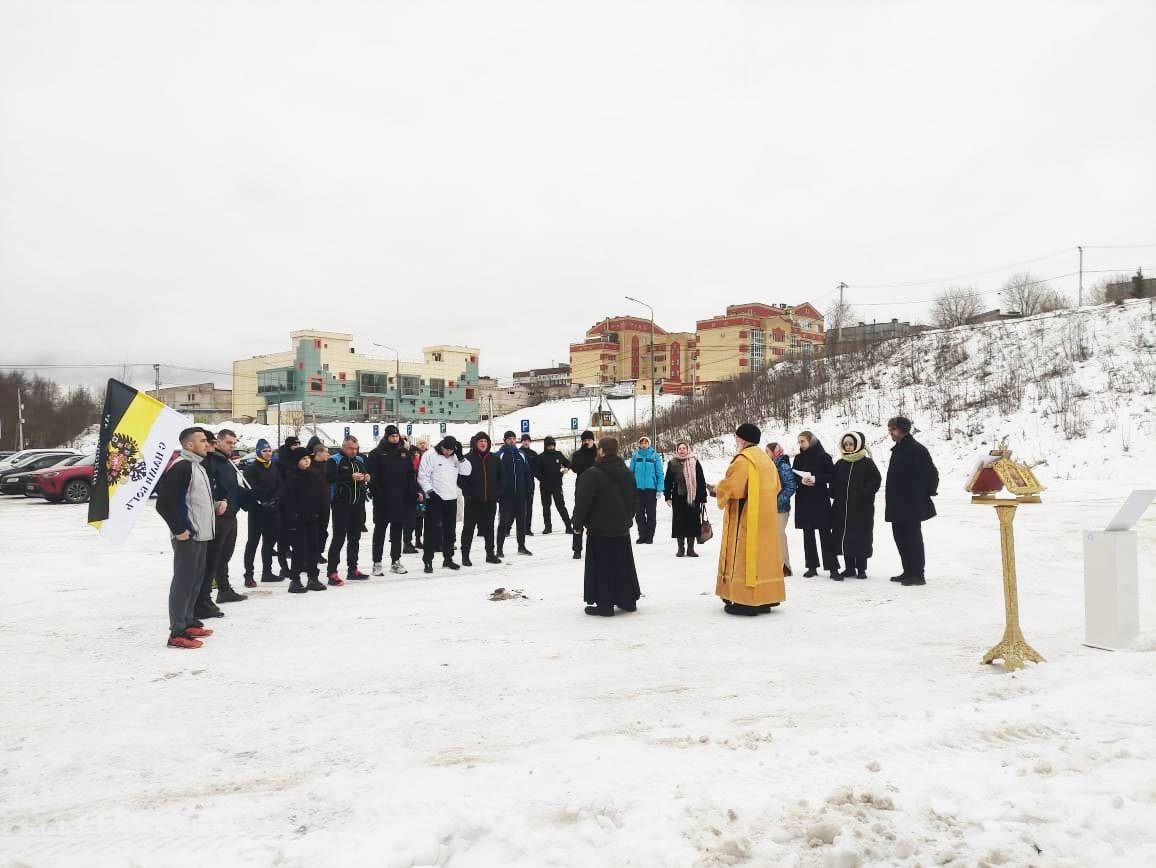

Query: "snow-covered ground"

xmin=2 ymin=465 xmax=1155 ymax=867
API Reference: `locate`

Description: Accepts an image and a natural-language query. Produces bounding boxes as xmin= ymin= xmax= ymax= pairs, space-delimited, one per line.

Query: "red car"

xmin=30 ymin=459 xmax=96 ymax=504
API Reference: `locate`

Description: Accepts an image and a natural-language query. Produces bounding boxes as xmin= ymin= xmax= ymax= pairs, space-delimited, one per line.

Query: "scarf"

xmin=257 ymin=456 xmax=271 ymax=468
xmin=840 ymin=431 xmax=871 ymax=463
xmin=681 ymin=455 xmax=698 ymax=503
xmin=738 ymin=448 xmax=761 ymax=588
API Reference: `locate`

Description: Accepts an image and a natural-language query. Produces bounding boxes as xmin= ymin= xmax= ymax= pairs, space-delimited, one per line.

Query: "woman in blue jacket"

xmin=629 ymin=436 xmax=664 ymax=544
xmin=767 ymin=442 xmax=798 ymax=576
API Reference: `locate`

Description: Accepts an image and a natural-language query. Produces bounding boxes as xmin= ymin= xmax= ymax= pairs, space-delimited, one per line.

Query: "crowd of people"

xmin=153 ymin=415 xmax=939 ymax=646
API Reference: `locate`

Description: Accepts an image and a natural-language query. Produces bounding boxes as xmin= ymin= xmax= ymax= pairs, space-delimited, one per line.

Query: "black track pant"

xmin=802 ymin=526 xmax=840 ymax=571
xmin=497 ymin=493 xmax=527 ymax=553
xmin=327 ymin=500 xmax=366 ymax=574
xmin=243 ymin=507 xmax=280 ymax=575
xmin=634 ymin=489 xmax=658 ymax=542
xmin=423 ymin=494 xmax=457 ymax=563
xmin=843 ymin=554 xmax=869 ymax=573
xmin=461 ymin=500 xmax=497 ymax=558
xmin=197 ymin=515 xmax=237 ymax=612
xmin=291 ymin=518 xmax=320 ymax=579
xmin=372 ymin=505 xmax=404 ymax=564
xmin=170 ymin=538 xmax=208 ymax=635
xmin=540 ymin=485 xmax=571 ymax=531
xmin=891 ymin=521 xmax=925 ymax=579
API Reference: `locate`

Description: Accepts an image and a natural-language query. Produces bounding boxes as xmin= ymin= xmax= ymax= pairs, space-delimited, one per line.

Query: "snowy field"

xmin=2 ymin=471 xmax=1155 ymax=867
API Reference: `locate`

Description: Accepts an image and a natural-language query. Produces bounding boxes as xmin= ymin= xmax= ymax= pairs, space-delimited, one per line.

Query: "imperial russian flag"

xmin=88 ymin=379 xmax=190 ymax=544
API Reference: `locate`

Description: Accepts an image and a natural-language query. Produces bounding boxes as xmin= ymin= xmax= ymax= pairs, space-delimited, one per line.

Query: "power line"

xmin=849 ymin=246 xmax=1077 ymax=289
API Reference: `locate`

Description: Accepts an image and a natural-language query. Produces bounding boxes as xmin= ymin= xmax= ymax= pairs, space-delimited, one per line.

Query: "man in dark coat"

xmin=572 ymin=436 xmax=641 ymax=617
xmin=365 ymin=425 xmax=417 ymax=576
xmin=519 ymin=434 xmax=539 ymax=535
xmin=792 ymin=431 xmax=841 ymax=579
xmin=568 ymin=430 xmax=598 ymax=559
xmin=459 ymin=432 xmax=502 ymax=565
xmin=326 ymin=436 xmax=371 ymax=584
xmin=884 ymin=416 xmax=939 ymax=586
xmin=496 ymin=430 xmax=532 ymax=558
xmin=305 ymin=435 xmax=331 ymax=558
xmin=274 ymin=436 xmax=300 ymax=477
xmin=536 ymin=436 xmax=573 ymax=534
xmin=281 ymin=446 xmax=329 ymax=593
xmin=200 ymin=428 xmax=247 ymax=613
xmin=272 ymin=435 xmax=301 ymax=570
xmin=242 ymin=438 xmax=287 ymax=584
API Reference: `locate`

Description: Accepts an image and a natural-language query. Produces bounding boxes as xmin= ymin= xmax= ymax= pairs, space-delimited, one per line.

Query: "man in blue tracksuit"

xmin=496 ymin=430 xmax=533 ymax=558
xmin=629 ymin=435 xmax=663 ymax=544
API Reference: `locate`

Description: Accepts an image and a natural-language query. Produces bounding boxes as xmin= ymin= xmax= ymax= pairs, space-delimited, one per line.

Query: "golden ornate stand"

xmin=974 ymin=498 xmax=1045 ymax=671
xmin=966 ymin=443 xmax=1046 ymax=672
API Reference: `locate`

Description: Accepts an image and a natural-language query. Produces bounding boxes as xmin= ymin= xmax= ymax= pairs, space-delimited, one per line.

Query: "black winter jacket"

xmin=203 ymin=449 xmax=243 ymax=517
xmin=537 ymin=448 xmax=570 ymax=489
xmin=366 ymin=442 xmax=417 ymax=518
xmin=281 ymin=464 xmax=327 ymax=528
xmin=519 ymin=446 xmax=539 ymax=490
xmin=243 ymin=459 xmax=282 ymax=509
xmin=570 ymin=444 xmax=597 ymax=477
xmin=573 ymin=456 xmax=637 ymax=538
xmin=330 ymin=453 xmax=369 ymax=506
xmin=885 ymin=435 xmax=939 ymax=523
xmin=793 ymin=440 xmax=836 ymax=530
xmin=460 ymin=440 xmax=502 ymax=503
xmin=832 ymin=457 xmax=882 ymax=558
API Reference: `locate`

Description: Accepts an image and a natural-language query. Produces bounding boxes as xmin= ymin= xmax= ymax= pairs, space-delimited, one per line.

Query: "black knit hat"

xmin=581 ymin=430 xmax=595 ymax=441
xmin=284 ymin=436 xmax=300 ymax=448
xmin=543 ymin=436 xmax=556 ymax=447
xmin=735 ymin=423 xmax=762 ymax=445
xmin=289 ymin=446 xmax=310 ymax=464
xmin=383 ymin=424 xmax=400 ymax=438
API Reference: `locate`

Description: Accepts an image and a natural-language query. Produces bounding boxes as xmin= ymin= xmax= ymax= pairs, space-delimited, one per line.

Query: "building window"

xmin=429 ymin=378 xmax=445 ymax=399
xmin=751 ymin=329 xmax=765 ymax=372
xmin=360 ymin=373 xmax=388 ymax=394
xmin=257 ymin=369 xmax=294 ymax=394
xmin=348 ymin=398 xmax=362 ymax=411
xmin=400 ymin=375 xmax=421 ymax=397
xmin=323 ymin=363 xmax=329 ymax=371
xmin=433 ymin=352 xmax=442 ymax=362
xmin=631 ymin=336 xmax=640 ymax=380
xmin=339 ymin=372 xmax=346 ymax=381
xmin=314 ymin=339 xmax=322 ymax=349
xmin=465 ymin=388 xmax=476 ymax=400
xmin=309 ymin=377 xmax=324 ymax=392
xmin=187 ymin=393 xmax=195 ymax=402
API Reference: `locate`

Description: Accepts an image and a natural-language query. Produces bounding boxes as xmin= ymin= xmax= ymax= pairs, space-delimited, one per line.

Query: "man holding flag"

xmin=155 ymin=427 xmax=223 ymax=648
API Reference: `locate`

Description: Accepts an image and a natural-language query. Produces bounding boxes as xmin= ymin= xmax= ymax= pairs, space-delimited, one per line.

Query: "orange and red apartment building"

xmin=568 ymin=302 xmax=825 ymax=395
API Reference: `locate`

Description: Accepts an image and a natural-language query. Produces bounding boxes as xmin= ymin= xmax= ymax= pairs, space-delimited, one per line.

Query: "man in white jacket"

xmin=417 ymin=436 xmax=471 ymax=574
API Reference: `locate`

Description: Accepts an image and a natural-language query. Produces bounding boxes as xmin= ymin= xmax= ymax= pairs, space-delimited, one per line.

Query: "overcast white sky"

xmin=2 ymin=1 xmax=1154 ymax=390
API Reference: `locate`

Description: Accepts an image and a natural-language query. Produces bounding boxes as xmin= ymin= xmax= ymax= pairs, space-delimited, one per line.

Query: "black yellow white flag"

xmin=88 ymin=379 xmax=189 ymax=544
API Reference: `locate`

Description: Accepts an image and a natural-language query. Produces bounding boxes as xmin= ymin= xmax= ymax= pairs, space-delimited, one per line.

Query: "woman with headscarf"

xmin=831 ymin=431 xmax=882 ymax=580
xmin=664 ymin=441 xmax=708 ymax=557
xmin=792 ymin=430 xmax=841 ymax=579
xmin=766 ymin=442 xmax=798 ymax=577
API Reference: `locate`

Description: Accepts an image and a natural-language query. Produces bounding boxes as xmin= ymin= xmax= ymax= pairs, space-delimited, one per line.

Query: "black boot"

xmin=261 ymin=569 xmax=283 ymax=582
xmin=443 ymin=558 xmax=461 ymax=570
xmin=306 ymin=576 xmax=327 ymax=591
xmin=803 ymin=568 xmax=818 ymax=578
xmin=676 ymin=539 xmax=685 ymax=557
xmin=288 ymin=577 xmax=307 ymax=594
xmin=462 ymin=553 xmax=473 ymax=567
xmin=686 ymin=540 xmax=698 ymax=558
xmin=517 ymin=546 xmax=533 ymax=556
xmin=216 ymin=579 xmax=248 ymax=603
xmin=485 ymin=553 xmax=501 ymax=564
xmin=584 ymin=605 xmax=614 ymax=617
xmin=423 ymin=561 xmax=434 ymax=574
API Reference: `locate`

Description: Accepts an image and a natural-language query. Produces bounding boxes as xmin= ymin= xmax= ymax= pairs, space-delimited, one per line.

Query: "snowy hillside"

xmin=683 ymin=299 xmax=1156 ymax=485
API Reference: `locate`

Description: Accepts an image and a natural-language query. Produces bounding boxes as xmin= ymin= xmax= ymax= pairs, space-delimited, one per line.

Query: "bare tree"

xmin=1000 ymin=271 xmax=1069 ymax=316
xmin=824 ymin=298 xmax=858 ymax=341
xmin=931 ymin=285 xmax=984 ymax=328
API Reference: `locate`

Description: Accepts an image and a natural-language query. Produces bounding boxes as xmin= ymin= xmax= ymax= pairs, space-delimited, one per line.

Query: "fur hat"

xmin=841 ymin=431 xmax=867 ymax=454
xmin=735 ymin=423 xmax=761 ymax=445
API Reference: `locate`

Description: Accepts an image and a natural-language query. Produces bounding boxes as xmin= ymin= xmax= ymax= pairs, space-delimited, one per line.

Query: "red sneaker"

xmin=327 ymin=572 xmax=346 ymax=587
xmin=167 ymin=635 xmax=203 ymax=649
xmin=185 ymin=627 xmax=214 ymax=638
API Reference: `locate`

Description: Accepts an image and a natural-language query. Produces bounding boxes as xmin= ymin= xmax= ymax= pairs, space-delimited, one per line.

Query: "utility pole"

xmin=487 ymin=395 xmax=494 ymax=444
xmin=1077 ymin=246 xmax=1084 ymax=306
xmin=153 ymin=363 xmax=161 ymax=398
xmin=689 ymin=341 xmax=696 ymax=403
xmin=837 ymin=282 xmax=848 ymax=343
xmin=17 ymin=388 xmax=26 ymax=450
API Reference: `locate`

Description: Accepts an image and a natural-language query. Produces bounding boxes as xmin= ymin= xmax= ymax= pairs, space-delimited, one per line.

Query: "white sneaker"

xmin=390 ymin=561 xmax=408 ymax=575
xmin=371 ymin=562 xmax=384 ymax=577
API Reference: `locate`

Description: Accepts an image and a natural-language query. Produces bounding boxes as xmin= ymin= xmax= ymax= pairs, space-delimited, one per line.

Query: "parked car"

xmin=0 ymin=452 xmax=82 ymax=493
xmin=0 ymin=451 xmax=16 ymax=462
xmin=29 ymin=457 xmax=97 ymax=504
xmin=0 ymin=448 xmax=82 ymax=472
xmin=1 ymin=454 xmax=91 ymax=496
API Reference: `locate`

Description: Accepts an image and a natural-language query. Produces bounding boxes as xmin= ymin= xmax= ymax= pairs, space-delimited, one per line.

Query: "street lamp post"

xmin=624 ymin=295 xmax=657 ymax=445
xmin=372 ymin=342 xmax=401 ymax=425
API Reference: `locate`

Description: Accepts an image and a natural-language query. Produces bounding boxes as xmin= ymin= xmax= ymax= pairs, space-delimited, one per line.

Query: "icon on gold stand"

xmin=965 ymin=440 xmax=1047 ymax=671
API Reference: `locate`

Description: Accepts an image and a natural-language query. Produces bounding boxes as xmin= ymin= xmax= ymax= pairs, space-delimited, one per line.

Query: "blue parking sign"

xmin=372 ymin=424 xmax=380 ymax=439
xmin=440 ymin=422 xmax=447 ymax=434
xmin=570 ymin=417 xmax=579 ymax=431
xmin=520 ymin=419 xmax=530 ymax=434
xmin=343 ymin=426 xmax=350 ymax=438
xmin=406 ymin=423 xmax=413 ymax=436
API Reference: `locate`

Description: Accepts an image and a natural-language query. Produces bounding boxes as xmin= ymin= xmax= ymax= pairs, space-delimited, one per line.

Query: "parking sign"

xmin=570 ymin=417 xmax=579 ymax=431
xmin=440 ymin=422 xmax=447 ymax=434
xmin=406 ymin=423 xmax=413 ymax=436
xmin=520 ymin=419 xmax=530 ymax=435
xmin=343 ymin=426 xmax=350 ymax=439
xmin=372 ymin=424 xmax=380 ymax=439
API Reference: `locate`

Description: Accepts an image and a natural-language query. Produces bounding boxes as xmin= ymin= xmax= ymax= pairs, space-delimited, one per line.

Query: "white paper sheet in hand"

xmin=1105 ymin=490 xmax=1156 ymax=532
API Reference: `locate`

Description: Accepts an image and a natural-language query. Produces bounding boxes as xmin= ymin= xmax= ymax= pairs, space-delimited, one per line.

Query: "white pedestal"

xmin=1083 ymin=530 xmax=1140 ymax=651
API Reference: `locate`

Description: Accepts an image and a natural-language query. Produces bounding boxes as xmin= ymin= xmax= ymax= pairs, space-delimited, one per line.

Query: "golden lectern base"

xmin=982 ymin=629 xmax=1046 ymax=671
